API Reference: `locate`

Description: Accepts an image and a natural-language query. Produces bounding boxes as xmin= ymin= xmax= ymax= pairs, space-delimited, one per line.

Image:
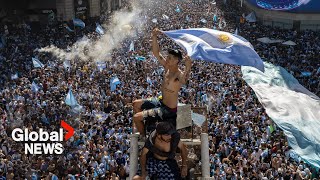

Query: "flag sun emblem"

xmin=218 ymin=34 xmax=232 ymax=44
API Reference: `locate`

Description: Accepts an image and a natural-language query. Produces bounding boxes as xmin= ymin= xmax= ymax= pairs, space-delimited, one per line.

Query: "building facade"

xmin=0 ymin=0 xmax=122 ymax=24
xmin=56 ymin=0 xmax=122 ymax=21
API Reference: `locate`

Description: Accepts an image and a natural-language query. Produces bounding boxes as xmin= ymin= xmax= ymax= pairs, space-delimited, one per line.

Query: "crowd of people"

xmin=0 ymin=0 xmax=319 ymax=179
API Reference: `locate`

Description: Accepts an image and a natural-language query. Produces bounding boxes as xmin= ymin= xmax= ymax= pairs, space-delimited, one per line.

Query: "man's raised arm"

xmin=180 ymin=56 xmax=192 ymax=84
xmin=151 ymin=28 xmax=167 ymax=68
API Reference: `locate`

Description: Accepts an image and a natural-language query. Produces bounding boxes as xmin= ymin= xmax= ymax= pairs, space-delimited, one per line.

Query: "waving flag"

xmin=32 ymin=57 xmax=44 ymax=68
xmin=95 ymin=112 xmax=109 ymax=122
xmin=175 ymin=5 xmax=181 ymax=13
xmin=245 ymin=12 xmax=257 ymax=23
xmin=135 ymin=56 xmax=146 ymax=61
xmin=110 ymin=77 xmax=121 ymax=91
xmin=63 ymin=60 xmax=71 ymax=70
xmin=96 ymin=61 xmax=106 ymax=72
xmin=96 ymin=23 xmax=105 ymax=35
xmin=48 ymin=61 xmax=56 ymax=69
xmin=71 ymin=104 xmax=83 ymax=114
xmin=31 ymin=81 xmax=40 ymax=92
xmin=242 ymin=62 xmax=320 ymax=168
xmin=11 ymin=73 xmax=18 ymax=80
xmin=301 ymin=71 xmax=312 ymax=77
xmin=163 ymin=28 xmax=264 ymax=71
xmin=65 ymin=89 xmax=78 ymax=107
xmin=129 ymin=41 xmax=135 ymax=52
xmin=73 ymin=18 xmax=85 ymax=28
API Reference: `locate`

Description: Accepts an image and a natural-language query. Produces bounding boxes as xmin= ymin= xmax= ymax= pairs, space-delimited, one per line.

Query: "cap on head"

xmin=156 ymin=122 xmax=176 ymax=135
xmin=168 ymin=49 xmax=183 ymax=61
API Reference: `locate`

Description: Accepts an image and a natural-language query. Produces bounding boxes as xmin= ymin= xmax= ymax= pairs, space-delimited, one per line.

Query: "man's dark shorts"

xmin=141 ymin=97 xmax=177 ymax=131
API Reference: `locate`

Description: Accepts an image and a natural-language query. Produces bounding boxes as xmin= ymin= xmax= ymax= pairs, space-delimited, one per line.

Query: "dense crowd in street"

xmin=0 ymin=0 xmax=319 ymax=179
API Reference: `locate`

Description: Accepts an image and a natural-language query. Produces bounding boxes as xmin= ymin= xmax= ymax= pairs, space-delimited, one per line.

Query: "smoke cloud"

xmin=39 ymin=0 xmax=153 ymax=62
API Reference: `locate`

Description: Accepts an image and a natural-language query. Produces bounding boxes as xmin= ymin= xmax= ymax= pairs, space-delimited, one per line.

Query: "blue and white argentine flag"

xmin=96 ymin=23 xmax=104 ymax=35
xmin=242 ymin=62 xmax=320 ymax=168
xmin=163 ymin=28 xmax=264 ymax=72
xmin=73 ymin=18 xmax=85 ymax=28
xmin=32 ymin=57 xmax=44 ymax=68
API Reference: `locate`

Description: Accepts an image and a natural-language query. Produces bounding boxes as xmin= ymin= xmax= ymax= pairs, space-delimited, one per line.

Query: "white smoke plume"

xmin=39 ymin=0 xmax=153 ymax=62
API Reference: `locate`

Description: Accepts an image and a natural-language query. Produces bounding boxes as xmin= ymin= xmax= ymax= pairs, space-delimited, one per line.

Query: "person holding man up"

xmin=133 ymin=122 xmax=188 ymax=180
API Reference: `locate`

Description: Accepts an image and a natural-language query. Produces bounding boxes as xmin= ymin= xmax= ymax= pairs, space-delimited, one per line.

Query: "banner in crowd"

xmin=163 ymin=28 xmax=264 ymax=72
xmin=96 ymin=61 xmax=106 ymax=72
xmin=242 ymin=62 xmax=320 ymax=169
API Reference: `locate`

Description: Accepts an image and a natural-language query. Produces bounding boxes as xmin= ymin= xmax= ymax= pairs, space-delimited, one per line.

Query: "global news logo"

xmin=11 ymin=120 xmax=74 ymax=155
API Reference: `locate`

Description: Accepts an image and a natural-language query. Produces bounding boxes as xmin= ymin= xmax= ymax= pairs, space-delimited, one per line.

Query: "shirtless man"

xmin=133 ymin=122 xmax=188 ymax=180
xmin=133 ymin=28 xmax=192 ymax=136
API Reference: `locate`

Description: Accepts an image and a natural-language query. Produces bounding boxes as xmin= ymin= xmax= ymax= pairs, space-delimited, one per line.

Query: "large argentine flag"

xmin=242 ymin=62 xmax=320 ymax=168
xmin=163 ymin=28 xmax=264 ymax=72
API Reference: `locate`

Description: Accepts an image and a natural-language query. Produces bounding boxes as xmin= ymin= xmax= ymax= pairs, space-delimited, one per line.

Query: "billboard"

xmin=246 ymin=0 xmax=320 ymax=13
